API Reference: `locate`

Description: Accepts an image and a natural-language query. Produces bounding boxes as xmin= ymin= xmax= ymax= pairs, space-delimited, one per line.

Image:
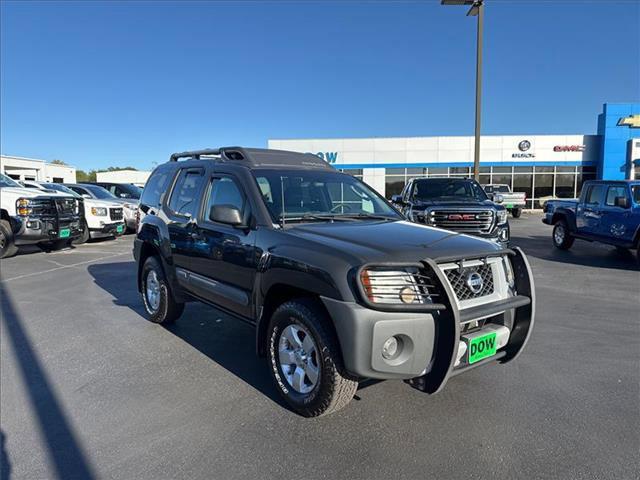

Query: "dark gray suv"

xmin=134 ymin=147 xmax=535 ymax=417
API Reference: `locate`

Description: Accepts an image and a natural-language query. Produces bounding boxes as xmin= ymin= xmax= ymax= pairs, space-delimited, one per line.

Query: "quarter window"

xmin=168 ymin=170 xmax=205 ymax=217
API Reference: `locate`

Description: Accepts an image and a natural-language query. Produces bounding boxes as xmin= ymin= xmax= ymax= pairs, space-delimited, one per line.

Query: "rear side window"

xmin=168 ymin=170 xmax=205 ymax=217
xmin=584 ymin=185 xmax=604 ymax=205
xmin=605 ymin=186 xmax=627 ymax=206
xmin=141 ymin=170 xmax=174 ymax=207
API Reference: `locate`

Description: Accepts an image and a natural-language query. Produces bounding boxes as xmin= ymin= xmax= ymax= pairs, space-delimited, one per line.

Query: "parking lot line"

xmin=0 ymin=252 xmax=131 ymax=283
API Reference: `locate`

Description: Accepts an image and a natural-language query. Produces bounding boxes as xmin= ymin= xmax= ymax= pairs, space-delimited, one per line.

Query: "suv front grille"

xmin=109 ymin=207 xmax=123 ymax=221
xmin=444 ymin=263 xmax=494 ymax=301
xmin=430 ymin=209 xmax=494 ymax=233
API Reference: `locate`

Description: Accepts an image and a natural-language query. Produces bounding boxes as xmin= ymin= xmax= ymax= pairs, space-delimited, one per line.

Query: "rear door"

xmin=187 ymin=173 xmax=258 ymax=319
xmin=576 ymin=184 xmax=605 ymax=236
xmin=598 ymin=184 xmax=634 ymax=244
xmin=164 ymin=168 xmax=206 ymax=271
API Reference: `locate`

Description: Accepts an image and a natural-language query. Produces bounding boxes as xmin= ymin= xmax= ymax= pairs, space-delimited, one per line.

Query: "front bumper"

xmin=14 ymin=216 xmax=82 ymax=245
xmin=321 ymin=247 xmax=535 ymax=388
xmin=89 ymin=222 xmax=125 ymax=238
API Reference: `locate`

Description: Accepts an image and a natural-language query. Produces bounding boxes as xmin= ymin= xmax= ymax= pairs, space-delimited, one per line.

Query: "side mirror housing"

xmin=391 ymin=194 xmax=404 ymax=205
xmin=82 ymin=194 xmax=92 ymax=199
xmin=210 ymin=204 xmax=243 ymax=226
xmin=614 ymin=196 xmax=630 ymax=209
xmin=494 ymin=194 xmax=504 ymax=204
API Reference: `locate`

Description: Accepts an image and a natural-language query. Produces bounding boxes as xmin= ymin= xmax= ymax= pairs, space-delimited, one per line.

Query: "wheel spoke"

xmin=303 ymin=362 xmax=319 ymax=386
xmin=302 ymin=335 xmax=315 ymax=355
xmin=283 ymin=325 xmax=303 ymax=349
xmin=291 ymin=366 xmax=306 ymax=392
xmin=279 ymin=349 xmax=295 ymax=366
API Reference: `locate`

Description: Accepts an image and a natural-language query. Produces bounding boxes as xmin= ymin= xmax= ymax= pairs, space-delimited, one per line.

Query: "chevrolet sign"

xmin=617 ymin=115 xmax=640 ymax=128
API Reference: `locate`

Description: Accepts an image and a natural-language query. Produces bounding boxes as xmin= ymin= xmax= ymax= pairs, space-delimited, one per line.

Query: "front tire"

xmin=267 ymin=299 xmax=358 ymax=417
xmin=0 ymin=219 xmax=18 ymax=259
xmin=511 ymin=208 xmax=522 ymax=218
xmin=141 ymin=256 xmax=184 ymax=324
xmin=553 ymin=220 xmax=574 ymax=250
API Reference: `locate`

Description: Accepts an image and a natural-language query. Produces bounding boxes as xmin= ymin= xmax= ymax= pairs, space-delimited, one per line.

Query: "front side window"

xmin=206 ymin=177 xmax=246 ymax=221
xmin=253 ymin=170 xmax=399 ymax=222
xmin=605 ymin=186 xmax=628 ymax=206
xmin=168 ymin=170 xmax=205 ymax=217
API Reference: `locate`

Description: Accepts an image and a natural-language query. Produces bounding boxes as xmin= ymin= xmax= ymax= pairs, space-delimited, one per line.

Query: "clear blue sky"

xmin=1 ymin=0 xmax=638 ymax=171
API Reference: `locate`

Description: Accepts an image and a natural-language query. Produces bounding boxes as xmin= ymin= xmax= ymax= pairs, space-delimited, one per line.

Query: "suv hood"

xmin=287 ymin=220 xmax=501 ymax=264
xmin=0 ymin=187 xmax=60 ymax=199
xmin=83 ymin=198 xmax=122 ymax=208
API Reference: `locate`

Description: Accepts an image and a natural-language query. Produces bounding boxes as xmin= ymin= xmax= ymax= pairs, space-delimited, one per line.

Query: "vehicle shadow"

xmin=0 ymin=285 xmax=96 ymax=479
xmin=86 ymin=261 xmax=288 ymax=410
xmin=510 ymin=234 xmax=639 ymax=271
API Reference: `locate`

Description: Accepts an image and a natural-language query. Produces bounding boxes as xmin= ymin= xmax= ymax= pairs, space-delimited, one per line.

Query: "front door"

xmin=187 ymin=174 xmax=258 ymax=319
xmin=598 ymin=185 xmax=634 ymax=244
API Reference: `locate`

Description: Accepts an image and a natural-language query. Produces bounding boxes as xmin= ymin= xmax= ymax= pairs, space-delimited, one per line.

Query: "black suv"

xmin=134 ymin=147 xmax=535 ymax=417
xmin=91 ymin=182 xmax=142 ymax=200
xmin=392 ymin=177 xmax=510 ymax=246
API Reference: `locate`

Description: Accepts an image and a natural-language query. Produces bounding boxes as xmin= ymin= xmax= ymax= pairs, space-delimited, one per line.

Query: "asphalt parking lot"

xmin=1 ymin=214 xmax=639 ymax=480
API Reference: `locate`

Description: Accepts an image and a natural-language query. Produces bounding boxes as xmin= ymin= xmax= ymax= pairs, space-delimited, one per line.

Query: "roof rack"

xmin=168 ymin=147 xmax=335 ymax=171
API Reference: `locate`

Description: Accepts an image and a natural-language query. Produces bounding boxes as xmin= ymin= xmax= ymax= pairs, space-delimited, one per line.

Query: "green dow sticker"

xmin=468 ymin=332 xmax=497 ymax=364
xmin=117 ymin=225 xmax=124 ymax=233
xmin=59 ymin=228 xmax=71 ymax=238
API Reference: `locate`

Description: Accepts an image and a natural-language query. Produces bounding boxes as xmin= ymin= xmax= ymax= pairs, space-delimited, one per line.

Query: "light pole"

xmin=441 ymin=0 xmax=484 ymax=180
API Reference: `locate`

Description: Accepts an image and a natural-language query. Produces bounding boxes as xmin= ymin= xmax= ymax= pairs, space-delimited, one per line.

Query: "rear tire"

xmin=72 ymin=221 xmax=90 ymax=245
xmin=141 ymin=256 xmax=184 ymax=324
xmin=552 ymin=220 xmax=574 ymax=250
xmin=511 ymin=208 xmax=522 ymax=218
xmin=267 ymin=299 xmax=357 ymax=417
xmin=0 ymin=219 xmax=18 ymax=259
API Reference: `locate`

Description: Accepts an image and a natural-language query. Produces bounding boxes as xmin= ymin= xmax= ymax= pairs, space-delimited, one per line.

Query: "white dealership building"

xmin=0 ymin=155 xmax=77 ymax=183
xmin=268 ymin=134 xmax=600 ymax=209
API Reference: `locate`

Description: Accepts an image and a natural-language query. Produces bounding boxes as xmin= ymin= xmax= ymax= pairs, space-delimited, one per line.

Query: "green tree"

xmin=50 ymin=159 xmax=67 ymax=165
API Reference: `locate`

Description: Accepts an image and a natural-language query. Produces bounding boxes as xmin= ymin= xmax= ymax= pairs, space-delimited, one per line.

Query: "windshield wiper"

xmin=332 ymin=213 xmax=398 ymax=221
xmin=278 ymin=213 xmax=351 ymax=223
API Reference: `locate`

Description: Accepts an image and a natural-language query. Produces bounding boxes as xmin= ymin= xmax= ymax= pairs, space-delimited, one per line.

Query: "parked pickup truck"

xmin=483 ymin=184 xmax=526 ymax=218
xmin=0 ymin=173 xmax=82 ymax=258
xmin=392 ymin=177 xmax=510 ymax=246
xmin=24 ymin=181 xmax=126 ymax=244
xmin=543 ymin=180 xmax=640 ymax=259
xmin=134 ymin=148 xmax=535 ymax=417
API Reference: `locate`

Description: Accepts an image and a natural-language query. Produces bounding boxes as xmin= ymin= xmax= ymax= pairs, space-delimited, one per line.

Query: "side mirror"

xmin=119 ymin=193 xmax=130 ymax=198
xmin=210 ymin=204 xmax=243 ymax=226
xmin=82 ymin=194 xmax=91 ymax=199
xmin=614 ymin=196 xmax=630 ymax=209
xmin=494 ymin=194 xmax=504 ymax=204
xmin=391 ymin=194 xmax=404 ymax=205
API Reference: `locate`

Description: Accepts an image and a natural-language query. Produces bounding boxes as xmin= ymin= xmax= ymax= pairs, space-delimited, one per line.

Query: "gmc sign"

xmin=553 ymin=145 xmax=586 ymax=152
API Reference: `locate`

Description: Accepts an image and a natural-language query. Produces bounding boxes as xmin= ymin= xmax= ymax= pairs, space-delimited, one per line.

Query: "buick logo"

xmin=518 ymin=140 xmax=531 ymax=152
xmin=466 ymin=272 xmax=483 ymax=294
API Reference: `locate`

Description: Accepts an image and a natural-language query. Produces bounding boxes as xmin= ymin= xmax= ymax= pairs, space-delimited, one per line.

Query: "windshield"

xmin=43 ymin=183 xmax=81 ymax=198
xmin=485 ymin=185 xmax=510 ymax=193
xmin=253 ymin=170 xmax=401 ymax=222
xmin=0 ymin=173 xmax=22 ymax=188
xmin=413 ymin=179 xmax=487 ymax=202
xmin=81 ymin=184 xmax=118 ymax=200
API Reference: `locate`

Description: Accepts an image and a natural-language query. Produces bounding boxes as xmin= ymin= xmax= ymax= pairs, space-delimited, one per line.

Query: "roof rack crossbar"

xmin=169 ymin=148 xmax=222 ymax=162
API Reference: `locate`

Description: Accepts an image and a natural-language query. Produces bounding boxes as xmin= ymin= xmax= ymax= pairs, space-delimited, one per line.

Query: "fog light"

xmin=26 ymin=220 xmax=40 ymax=229
xmin=382 ymin=336 xmax=399 ymax=360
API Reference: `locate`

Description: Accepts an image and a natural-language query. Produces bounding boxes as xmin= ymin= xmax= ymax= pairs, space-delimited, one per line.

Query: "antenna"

xmin=280 ymin=176 xmax=286 ymax=229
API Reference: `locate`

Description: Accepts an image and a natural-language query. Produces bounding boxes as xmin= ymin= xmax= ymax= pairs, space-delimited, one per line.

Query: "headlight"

xmin=91 ymin=207 xmax=108 ymax=216
xmin=496 ymin=210 xmax=508 ymax=225
xmin=360 ymin=267 xmax=431 ymax=305
xmin=16 ymin=198 xmax=32 ymax=216
xmin=426 ymin=211 xmax=436 ymax=224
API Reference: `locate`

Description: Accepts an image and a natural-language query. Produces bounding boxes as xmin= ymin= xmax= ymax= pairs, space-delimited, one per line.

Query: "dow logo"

xmin=308 ymin=152 xmax=339 ymax=163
